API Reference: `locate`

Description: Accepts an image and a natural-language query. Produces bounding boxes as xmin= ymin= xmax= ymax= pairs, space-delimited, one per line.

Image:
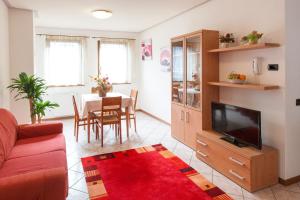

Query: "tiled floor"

xmin=64 ymin=112 xmax=300 ymax=200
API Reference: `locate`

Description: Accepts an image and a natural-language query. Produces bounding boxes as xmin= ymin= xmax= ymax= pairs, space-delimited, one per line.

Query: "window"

xmin=44 ymin=36 xmax=85 ymax=86
xmin=98 ymin=39 xmax=132 ymax=83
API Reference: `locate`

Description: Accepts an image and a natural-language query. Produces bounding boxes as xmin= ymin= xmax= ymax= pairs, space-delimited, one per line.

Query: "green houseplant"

xmin=241 ymin=31 xmax=263 ymax=45
xmin=7 ymin=72 xmax=59 ymax=123
xmin=33 ymin=100 xmax=59 ymax=123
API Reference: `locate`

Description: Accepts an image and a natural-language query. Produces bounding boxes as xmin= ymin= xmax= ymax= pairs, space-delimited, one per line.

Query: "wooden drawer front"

xmin=196 ymin=135 xmax=251 ymax=189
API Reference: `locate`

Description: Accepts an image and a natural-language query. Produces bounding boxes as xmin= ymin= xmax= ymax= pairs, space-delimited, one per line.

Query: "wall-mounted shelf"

xmin=208 ymin=43 xmax=280 ymax=53
xmin=208 ymin=81 xmax=279 ymax=90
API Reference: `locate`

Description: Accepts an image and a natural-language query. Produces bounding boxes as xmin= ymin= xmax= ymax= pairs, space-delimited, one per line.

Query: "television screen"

xmin=212 ymin=102 xmax=262 ymax=149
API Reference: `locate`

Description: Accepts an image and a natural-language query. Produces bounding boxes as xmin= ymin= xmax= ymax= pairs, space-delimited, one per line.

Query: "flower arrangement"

xmin=219 ymin=33 xmax=235 ymax=48
xmin=90 ymin=74 xmax=112 ymax=97
xmin=241 ymin=31 xmax=263 ymax=45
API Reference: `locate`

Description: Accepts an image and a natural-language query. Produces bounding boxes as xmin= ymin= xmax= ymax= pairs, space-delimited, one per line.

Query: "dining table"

xmin=81 ymin=92 xmax=132 ymax=143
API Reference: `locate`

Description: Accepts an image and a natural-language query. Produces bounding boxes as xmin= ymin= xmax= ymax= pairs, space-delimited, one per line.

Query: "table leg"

xmin=87 ymin=113 xmax=90 ymax=143
xmin=125 ymin=106 xmax=129 ymax=138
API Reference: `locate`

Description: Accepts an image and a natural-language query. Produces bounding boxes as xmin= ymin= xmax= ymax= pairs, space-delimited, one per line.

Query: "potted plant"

xmin=34 ymin=100 xmax=59 ymax=123
xmin=90 ymin=74 xmax=112 ymax=97
xmin=241 ymin=31 xmax=263 ymax=45
xmin=219 ymin=33 xmax=235 ymax=48
xmin=7 ymin=72 xmax=59 ymax=123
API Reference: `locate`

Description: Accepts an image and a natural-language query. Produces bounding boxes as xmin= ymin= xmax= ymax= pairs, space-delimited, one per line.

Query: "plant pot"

xmin=220 ymin=43 xmax=230 ymax=48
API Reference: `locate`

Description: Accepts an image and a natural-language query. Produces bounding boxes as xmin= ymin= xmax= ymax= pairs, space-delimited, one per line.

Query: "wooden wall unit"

xmin=197 ymin=130 xmax=278 ymax=192
xmin=171 ymin=30 xmax=219 ymax=150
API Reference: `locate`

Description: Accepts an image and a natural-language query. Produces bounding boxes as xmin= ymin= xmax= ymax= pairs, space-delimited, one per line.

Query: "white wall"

xmin=285 ymin=0 xmax=300 ymax=179
xmin=0 ymin=0 xmax=10 ymax=109
xmin=138 ymin=0 xmax=287 ymax=178
xmin=9 ymin=8 xmax=35 ymax=123
xmin=35 ymin=27 xmax=139 ymax=118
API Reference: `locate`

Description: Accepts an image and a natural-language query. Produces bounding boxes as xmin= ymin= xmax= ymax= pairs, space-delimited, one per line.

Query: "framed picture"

xmin=160 ymin=46 xmax=171 ymax=72
xmin=141 ymin=39 xmax=152 ymax=60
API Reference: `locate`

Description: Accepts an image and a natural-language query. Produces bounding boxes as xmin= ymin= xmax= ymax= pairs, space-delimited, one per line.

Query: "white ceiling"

xmin=7 ymin=0 xmax=208 ymax=32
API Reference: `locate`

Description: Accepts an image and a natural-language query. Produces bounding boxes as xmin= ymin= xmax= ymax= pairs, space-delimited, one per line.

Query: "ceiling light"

xmin=92 ymin=10 xmax=112 ymax=19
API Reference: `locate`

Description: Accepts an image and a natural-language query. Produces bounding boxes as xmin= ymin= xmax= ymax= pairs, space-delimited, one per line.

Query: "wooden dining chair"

xmin=72 ymin=95 xmax=96 ymax=142
xmin=122 ymin=89 xmax=138 ymax=132
xmin=93 ymin=96 xmax=122 ymax=147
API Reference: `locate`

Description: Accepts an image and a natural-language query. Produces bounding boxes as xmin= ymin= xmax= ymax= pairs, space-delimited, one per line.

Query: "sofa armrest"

xmin=0 ymin=167 xmax=67 ymax=200
xmin=18 ymin=122 xmax=63 ymax=139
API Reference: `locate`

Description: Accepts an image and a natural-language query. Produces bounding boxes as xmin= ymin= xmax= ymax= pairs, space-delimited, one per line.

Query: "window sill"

xmin=47 ymin=84 xmax=85 ymax=88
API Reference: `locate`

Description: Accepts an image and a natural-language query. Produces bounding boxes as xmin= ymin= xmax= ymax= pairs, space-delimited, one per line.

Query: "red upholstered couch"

xmin=0 ymin=108 xmax=68 ymax=200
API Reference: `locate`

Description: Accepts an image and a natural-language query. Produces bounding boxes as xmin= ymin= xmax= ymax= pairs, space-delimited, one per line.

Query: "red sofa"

xmin=0 ymin=108 xmax=68 ymax=200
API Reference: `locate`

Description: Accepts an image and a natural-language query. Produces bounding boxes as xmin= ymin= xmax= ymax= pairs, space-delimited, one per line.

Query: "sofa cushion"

xmin=0 ymin=109 xmax=18 ymax=166
xmin=0 ymin=150 xmax=67 ymax=178
xmin=8 ymin=134 xmax=66 ymax=160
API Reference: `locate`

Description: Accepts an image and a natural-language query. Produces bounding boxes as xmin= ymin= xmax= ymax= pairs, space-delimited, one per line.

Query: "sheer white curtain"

xmin=44 ymin=36 xmax=85 ymax=86
xmin=99 ymin=39 xmax=131 ymax=83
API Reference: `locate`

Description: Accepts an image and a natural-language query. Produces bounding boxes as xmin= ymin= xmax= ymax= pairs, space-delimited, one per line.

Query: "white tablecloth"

xmin=81 ymin=93 xmax=132 ymax=117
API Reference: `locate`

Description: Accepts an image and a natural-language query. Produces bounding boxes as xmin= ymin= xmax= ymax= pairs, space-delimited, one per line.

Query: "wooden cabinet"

xmin=171 ymin=104 xmax=185 ymax=142
xmin=171 ymin=30 xmax=219 ymax=149
xmin=196 ymin=130 xmax=278 ymax=192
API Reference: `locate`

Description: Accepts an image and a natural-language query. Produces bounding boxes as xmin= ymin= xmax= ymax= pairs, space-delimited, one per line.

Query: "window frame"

xmin=97 ymin=40 xmax=132 ymax=84
xmin=44 ymin=36 xmax=86 ymax=87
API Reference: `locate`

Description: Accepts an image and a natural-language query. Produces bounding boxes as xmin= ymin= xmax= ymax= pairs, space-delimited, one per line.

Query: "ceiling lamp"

xmin=92 ymin=10 xmax=112 ymax=19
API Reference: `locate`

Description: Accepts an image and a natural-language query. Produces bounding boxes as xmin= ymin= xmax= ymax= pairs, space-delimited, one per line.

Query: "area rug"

xmin=81 ymin=144 xmax=232 ymax=200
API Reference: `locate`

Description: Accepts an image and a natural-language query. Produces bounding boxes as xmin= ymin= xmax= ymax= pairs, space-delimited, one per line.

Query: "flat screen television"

xmin=211 ymin=102 xmax=262 ymax=150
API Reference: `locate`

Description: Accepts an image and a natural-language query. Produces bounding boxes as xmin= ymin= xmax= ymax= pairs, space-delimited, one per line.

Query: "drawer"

xmin=196 ymin=135 xmax=251 ymax=189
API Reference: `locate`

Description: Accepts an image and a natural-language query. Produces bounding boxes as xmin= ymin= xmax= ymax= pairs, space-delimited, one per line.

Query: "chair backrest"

xmin=101 ymin=96 xmax=122 ymax=118
xmin=130 ymin=89 xmax=138 ymax=111
xmin=72 ymin=96 xmax=80 ymax=120
xmin=91 ymin=87 xmax=98 ymax=94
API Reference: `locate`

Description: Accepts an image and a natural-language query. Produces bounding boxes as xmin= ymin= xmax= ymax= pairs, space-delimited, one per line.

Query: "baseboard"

xmin=136 ymin=109 xmax=170 ymax=126
xmin=279 ymin=175 xmax=300 ymax=186
xmin=42 ymin=115 xmax=74 ymax=121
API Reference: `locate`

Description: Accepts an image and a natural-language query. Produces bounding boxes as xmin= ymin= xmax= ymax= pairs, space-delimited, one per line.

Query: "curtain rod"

xmin=92 ymin=36 xmax=136 ymax=41
xmin=36 ymin=34 xmax=136 ymax=40
xmin=36 ymin=33 xmax=90 ymax=38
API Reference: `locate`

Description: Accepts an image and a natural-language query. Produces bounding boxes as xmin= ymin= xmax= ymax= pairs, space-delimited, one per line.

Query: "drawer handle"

xmin=229 ymin=156 xmax=245 ymax=166
xmin=197 ymin=151 xmax=208 ymax=157
xmin=197 ymin=140 xmax=208 ymax=146
xmin=229 ymin=169 xmax=245 ymax=180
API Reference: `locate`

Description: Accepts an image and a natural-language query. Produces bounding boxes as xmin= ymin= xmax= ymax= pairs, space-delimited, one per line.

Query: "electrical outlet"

xmin=268 ymin=64 xmax=279 ymax=71
xmin=296 ymin=99 xmax=300 ymax=106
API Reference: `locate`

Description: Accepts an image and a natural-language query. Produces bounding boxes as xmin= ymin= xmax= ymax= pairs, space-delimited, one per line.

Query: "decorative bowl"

xmin=228 ymin=79 xmax=246 ymax=84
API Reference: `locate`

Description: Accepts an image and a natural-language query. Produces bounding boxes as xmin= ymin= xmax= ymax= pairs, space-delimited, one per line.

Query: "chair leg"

xmin=119 ymin=122 xmax=122 ymax=144
xmin=92 ymin=119 xmax=95 ymax=132
xmin=101 ymin=125 xmax=104 ymax=147
xmin=74 ymin=119 xmax=76 ymax=136
xmin=95 ymin=123 xmax=99 ymax=140
xmin=83 ymin=120 xmax=86 ymax=130
xmin=76 ymin=123 xmax=79 ymax=142
xmin=134 ymin=116 xmax=137 ymax=133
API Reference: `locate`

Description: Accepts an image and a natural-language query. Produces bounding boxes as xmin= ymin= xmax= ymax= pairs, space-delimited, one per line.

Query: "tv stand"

xmin=220 ymin=136 xmax=249 ymax=148
xmin=196 ymin=130 xmax=278 ymax=192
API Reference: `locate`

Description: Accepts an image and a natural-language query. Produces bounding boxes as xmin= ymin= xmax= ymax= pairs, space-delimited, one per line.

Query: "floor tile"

xmin=71 ymin=177 xmax=88 ymax=193
xmin=212 ymin=175 xmax=243 ymax=196
xmin=68 ymin=170 xmax=85 ymax=187
xmin=242 ymin=188 xmax=275 ymax=200
xmin=67 ymin=188 xmax=89 ymax=200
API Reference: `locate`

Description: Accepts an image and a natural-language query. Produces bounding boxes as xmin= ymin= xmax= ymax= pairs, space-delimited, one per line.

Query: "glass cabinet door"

xmin=186 ymin=35 xmax=201 ymax=109
xmin=172 ymin=40 xmax=184 ymax=104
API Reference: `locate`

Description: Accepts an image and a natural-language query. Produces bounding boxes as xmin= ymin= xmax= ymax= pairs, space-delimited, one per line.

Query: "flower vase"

xmin=98 ymin=88 xmax=107 ymax=97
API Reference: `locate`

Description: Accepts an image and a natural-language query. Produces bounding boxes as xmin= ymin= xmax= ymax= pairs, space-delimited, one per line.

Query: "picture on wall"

xmin=141 ymin=39 xmax=152 ymax=60
xmin=160 ymin=46 xmax=171 ymax=72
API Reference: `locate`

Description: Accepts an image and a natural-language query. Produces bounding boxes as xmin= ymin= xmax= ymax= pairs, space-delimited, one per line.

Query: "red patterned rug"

xmin=81 ymin=144 xmax=232 ymax=200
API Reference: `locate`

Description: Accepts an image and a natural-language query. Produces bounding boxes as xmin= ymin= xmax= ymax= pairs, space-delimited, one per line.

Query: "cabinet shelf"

xmin=208 ymin=43 xmax=280 ymax=53
xmin=208 ymin=81 xmax=279 ymax=90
